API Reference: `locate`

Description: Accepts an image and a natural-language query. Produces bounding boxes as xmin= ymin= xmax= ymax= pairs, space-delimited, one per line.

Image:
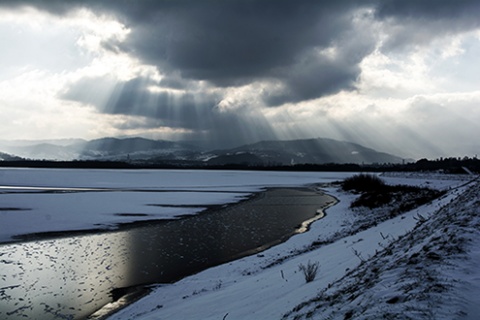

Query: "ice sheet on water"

xmin=0 ymin=168 xmax=355 ymax=242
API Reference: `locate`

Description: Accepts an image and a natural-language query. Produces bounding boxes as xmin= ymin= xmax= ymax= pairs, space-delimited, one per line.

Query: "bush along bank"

xmin=342 ymin=174 xmax=445 ymax=214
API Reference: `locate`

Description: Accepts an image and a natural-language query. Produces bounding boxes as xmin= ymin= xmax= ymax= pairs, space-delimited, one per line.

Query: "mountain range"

xmin=0 ymin=137 xmax=407 ymax=165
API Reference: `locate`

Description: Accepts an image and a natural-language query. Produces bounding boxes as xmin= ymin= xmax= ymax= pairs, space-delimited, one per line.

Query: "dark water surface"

xmin=0 ymin=188 xmax=333 ymax=319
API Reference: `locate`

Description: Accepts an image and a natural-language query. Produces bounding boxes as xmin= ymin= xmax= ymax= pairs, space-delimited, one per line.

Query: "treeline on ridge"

xmin=0 ymin=156 xmax=479 ymax=173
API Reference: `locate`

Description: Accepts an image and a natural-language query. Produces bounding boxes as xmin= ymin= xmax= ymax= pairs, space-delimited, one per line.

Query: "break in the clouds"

xmin=1 ymin=0 xmax=480 ymax=158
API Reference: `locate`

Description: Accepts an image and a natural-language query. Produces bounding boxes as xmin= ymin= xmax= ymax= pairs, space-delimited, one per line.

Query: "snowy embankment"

xmin=110 ymin=173 xmax=478 ymax=320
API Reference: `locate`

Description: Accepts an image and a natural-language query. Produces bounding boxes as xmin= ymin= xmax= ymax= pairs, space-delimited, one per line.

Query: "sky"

xmin=0 ymin=0 xmax=479 ymax=159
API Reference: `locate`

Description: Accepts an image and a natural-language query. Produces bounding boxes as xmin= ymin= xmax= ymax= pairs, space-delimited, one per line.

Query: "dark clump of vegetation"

xmin=342 ymin=173 xmax=386 ymax=193
xmin=342 ymin=174 xmax=445 ymax=211
xmin=298 ymin=260 xmax=320 ymax=283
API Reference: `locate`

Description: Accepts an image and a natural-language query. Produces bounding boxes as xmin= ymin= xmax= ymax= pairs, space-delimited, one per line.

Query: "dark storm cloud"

xmin=62 ymin=74 xmax=277 ymax=147
xmin=119 ymin=1 xmax=356 ymax=86
xmin=105 ymin=79 xmax=220 ymax=131
xmin=375 ymin=0 xmax=480 ymax=51
xmin=376 ymin=0 xmax=480 ymax=20
xmin=262 ymin=54 xmax=360 ymax=106
xmin=261 ymin=15 xmax=377 ymax=106
xmin=3 ymin=0 xmax=480 ymax=106
xmin=1 ymin=0 xmax=370 ymax=104
xmin=63 ymin=76 xmax=221 ymax=130
xmin=114 ymin=0 xmax=374 ymax=107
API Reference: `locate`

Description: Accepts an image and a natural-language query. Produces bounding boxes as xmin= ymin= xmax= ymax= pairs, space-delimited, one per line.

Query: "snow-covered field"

xmin=0 ymin=168 xmax=353 ymax=242
xmin=107 ymin=172 xmax=479 ymax=320
xmin=1 ymin=168 xmax=478 ymax=319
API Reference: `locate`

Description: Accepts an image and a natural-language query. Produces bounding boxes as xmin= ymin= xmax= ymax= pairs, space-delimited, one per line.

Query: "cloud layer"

xmin=1 ymin=0 xmax=480 ymax=157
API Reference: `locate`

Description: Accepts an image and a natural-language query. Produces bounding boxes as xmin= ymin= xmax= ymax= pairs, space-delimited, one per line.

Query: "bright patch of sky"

xmin=0 ymin=7 xmax=164 ymax=140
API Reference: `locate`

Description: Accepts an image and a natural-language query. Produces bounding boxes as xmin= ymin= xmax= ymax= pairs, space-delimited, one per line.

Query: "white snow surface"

xmin=2 ymin=168 xmax=478 ymax=319
xmin=0 ymin=168 xmax=353 ymax=242
xmin=105 ymin=172 xmax=479 ymax=320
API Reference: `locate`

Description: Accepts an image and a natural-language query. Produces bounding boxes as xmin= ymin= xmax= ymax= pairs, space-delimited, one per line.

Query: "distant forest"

xmin=0 ymin=157 xmax=479 ymax=174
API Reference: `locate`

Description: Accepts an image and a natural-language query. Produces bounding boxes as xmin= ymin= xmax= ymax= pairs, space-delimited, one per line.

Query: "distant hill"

xmin=0 ymin=140 xmax=83 ymax=160
xmin=0 ymin=151 xmax=23 ymax=161
xmin=0 ymin=137 xmax=406 ymax=165
xmin=79 ymin=137 xmax=200 ymax=160
xmin=206 ymin=152 xmax=265 ymax=166
xmin=207 ymin=138 xmax=405 ymax=165
xmin=0 ymin=137 xmax=199 ymax=161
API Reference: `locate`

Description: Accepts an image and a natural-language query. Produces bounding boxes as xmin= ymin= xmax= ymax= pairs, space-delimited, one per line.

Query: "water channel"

xmin=0 ymin=188 xmax=334 ymax=319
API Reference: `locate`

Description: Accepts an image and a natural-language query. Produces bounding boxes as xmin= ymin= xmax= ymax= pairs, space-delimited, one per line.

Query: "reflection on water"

xmin=0 ymin=188 xmax=333 ymax=319
xmin=0 ymin=232 xmax=135 ymax=319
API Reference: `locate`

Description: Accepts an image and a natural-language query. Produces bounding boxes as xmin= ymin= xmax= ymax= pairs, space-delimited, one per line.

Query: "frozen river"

xmin=0 ymin=168 xmax=355 ymax=319
xmin=1 ymin=185 xmax=334 ymax=319
xmin=0 ymin=168 xmax=354 ymax=242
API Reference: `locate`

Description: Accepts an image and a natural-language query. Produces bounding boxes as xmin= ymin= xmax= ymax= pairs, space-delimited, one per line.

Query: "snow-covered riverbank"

xmin=108 ymin=173 xmax=478 ymax=320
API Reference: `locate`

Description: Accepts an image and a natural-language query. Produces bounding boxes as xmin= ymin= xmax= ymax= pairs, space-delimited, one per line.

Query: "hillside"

xmin=209 ymin=138 xmax=405 ymax=165
xmin=79 ymin=137 xmax=199 ymax=160
xmin=0 ymin=151 xmax=22 ymax=161
xmin=0 ymin=137 xmax=406 ymax=165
